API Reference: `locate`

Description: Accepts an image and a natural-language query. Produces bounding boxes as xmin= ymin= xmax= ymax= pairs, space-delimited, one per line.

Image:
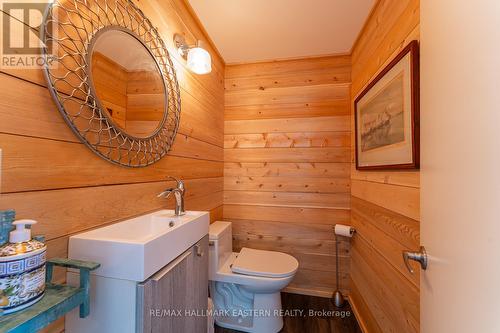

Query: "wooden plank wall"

xmin=223 ymin=56 xmax=352 ymax=297
xmin=348 ymin=0 xmax=420 ymax=332
xmin=126 ymin=69 xmax=165 ymax=135
xmin=0 ymin=0 xmax=224 ymax=331
xmin=91 ymin=52 xmax=129 ymax=128
xmin=92 ymin=51 xmax=167 ymax=135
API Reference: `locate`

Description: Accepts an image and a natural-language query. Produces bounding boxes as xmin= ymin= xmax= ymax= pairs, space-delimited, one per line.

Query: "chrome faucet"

xmin=157 ymin=176 xmax=185 ymax=216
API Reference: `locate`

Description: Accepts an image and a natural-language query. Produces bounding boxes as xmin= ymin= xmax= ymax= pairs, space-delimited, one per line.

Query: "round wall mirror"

xmin=42 ymin=0 xmax=181 ymax=167
xmin=89 ymin=29 xmax=167 ymax=139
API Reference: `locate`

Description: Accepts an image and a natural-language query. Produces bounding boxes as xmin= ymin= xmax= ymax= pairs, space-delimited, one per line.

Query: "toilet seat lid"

xmin=231 ymin=248 xmax=299 ymax=278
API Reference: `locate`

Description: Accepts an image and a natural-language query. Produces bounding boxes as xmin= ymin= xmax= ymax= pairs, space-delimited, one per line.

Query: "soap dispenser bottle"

xmin=0 ymin=219 xmax=47 ymax=315
xmin=0 ymin=210 xmax=15 ymax=246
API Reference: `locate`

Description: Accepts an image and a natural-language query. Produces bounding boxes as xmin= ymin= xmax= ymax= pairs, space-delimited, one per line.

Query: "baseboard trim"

xmin=283 ymin=286 xmax=350 ymax=299
xmin=347 ymin=278 xmax=383 ymax=333
xmin=283 ymin=286 xmax=332 ymax=298
xmin=347 ymin=294 xmax=368 ymax=333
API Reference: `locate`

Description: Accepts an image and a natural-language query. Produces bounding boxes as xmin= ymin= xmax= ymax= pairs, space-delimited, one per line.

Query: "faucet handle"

xmin=157 ymin=189 xmax=174 ymax=199
xmin=166 ymin=176 xmax=184 ymax=191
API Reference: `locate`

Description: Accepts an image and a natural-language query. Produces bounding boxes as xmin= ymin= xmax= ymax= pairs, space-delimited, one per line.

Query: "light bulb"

xmin=186 ymin=47 xmax=212 ymax=75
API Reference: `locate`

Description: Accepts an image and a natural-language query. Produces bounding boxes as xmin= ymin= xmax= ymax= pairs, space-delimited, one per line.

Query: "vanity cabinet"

xmin=137 ymin=235 xmax=208 ymax=333
xmin=66 ymin=211 xmax=210 ymax=333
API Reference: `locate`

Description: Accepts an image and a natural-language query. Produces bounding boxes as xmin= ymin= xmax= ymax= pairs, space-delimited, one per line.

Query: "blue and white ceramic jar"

xmin=0 ymin=220 xmax=46 ymax=314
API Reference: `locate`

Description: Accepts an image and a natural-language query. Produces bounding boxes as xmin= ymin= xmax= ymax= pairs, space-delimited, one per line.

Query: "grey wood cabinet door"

xmin=137 ymin=235 xmax=208 ymax=333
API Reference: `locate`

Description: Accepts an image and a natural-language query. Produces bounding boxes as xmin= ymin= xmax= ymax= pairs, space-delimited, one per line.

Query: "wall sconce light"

xmin=173 ymin=34 xmax=212 ymax=75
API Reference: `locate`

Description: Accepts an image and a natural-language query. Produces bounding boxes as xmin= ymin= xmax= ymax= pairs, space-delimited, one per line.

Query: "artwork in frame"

xmin=355 ymin=40 xmax=420 ymax=170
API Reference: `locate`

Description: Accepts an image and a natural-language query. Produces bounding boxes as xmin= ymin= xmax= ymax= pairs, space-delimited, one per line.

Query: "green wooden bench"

xmin=0 ymin=258 xmax=100 ymax=333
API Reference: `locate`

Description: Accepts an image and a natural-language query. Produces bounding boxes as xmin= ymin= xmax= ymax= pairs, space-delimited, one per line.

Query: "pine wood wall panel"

xmin=91 ymin=53 xmax=128 ymax=128
xmin=351 ymin=180 xmax=420 ymax=221
xmin=223 ymin=56 xmax=352 ymax=297
xmin=224 ymin=191 xmax=350 ymax=209
xmin=225 ymin=147 xmax=350 ymax=163
xmin=225 ymin=100 xmax=350 ymax=121
xmin=226 ymin=56 xmax=351 ymax=79
xmin=224 ymin=176 xmax=350 ymax=194
xmin=2 ymin=178 xmax=223 ymax=241
xmin=225 ymin=70 xmax=351 ymax=92
xmin=225 ymin=116 xmax=350 ymax=134
xmin=225 ymin=84 xmax=350 ymax=107
xmin=0 ymin=1 xmax=224 ymax=332
xmin=224 ymin=132 xmax=350 ymax=149
xmin=224 ymin=162 xmax=350 ymax=179
xmin=348 ymin=1 xmax=421 ymax=332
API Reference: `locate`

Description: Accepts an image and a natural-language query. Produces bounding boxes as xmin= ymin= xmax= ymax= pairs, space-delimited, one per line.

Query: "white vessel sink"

xmin=68 ymin=210 xmax=209 ymax=281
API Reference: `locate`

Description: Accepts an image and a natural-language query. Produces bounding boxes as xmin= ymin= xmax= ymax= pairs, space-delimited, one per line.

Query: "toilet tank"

xmin=208 ymin=221 xmax=232 ymax=279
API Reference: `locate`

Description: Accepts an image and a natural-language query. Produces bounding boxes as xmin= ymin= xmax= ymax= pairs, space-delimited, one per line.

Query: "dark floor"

xmin=215 ymin=292 xmax=362 ymax=333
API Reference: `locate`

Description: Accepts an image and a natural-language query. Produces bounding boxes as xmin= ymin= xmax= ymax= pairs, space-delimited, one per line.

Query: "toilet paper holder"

xmin=333 ymin=224 xmax=356 ymax=237
xmin=331 ymin=224 xmax=355 ymax=308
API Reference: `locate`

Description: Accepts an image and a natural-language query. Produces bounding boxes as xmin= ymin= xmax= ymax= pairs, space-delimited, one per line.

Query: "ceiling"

xmin=188 ymin=0 xmax=376 ymax=64
xmin=93 ymin=30 xmax=158 ymax=71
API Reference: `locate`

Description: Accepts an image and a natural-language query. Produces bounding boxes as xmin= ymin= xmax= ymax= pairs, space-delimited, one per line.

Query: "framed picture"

xmin=355 ymin=40 xmax=420 ymax=170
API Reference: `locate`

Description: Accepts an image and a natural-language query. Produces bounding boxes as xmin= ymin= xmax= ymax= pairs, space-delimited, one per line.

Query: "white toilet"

xmin=208 ymin=221 xmax=299 ymax=333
